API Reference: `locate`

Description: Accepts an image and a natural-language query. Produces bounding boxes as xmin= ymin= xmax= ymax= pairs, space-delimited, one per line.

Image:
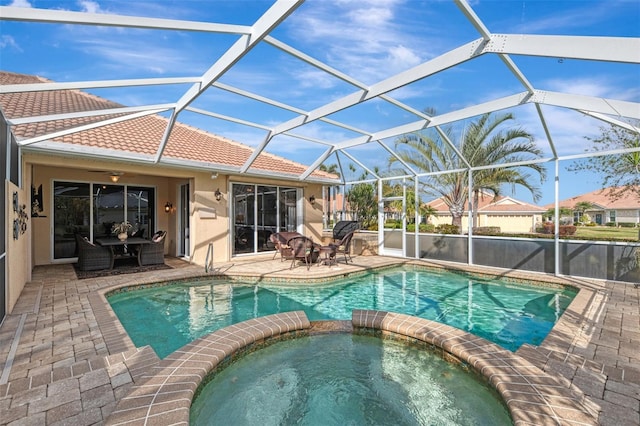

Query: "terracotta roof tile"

xmin=426 ymin=193 xmax=545 ymax=213
xmin=544 ymin=187 xmax=640 ymax=210
xmin=0 ymin=71 xmax=336 ymax=180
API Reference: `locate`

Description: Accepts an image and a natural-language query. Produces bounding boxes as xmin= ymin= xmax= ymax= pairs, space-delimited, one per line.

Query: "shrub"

xmin=586 ymin=222 xmax=597 ymax=227
xmin=473 ymin=226 xmax=501 ymax=235
xmin=539 ymin=222 xmax=577 ymax=236
xmin=436 ymin=224 xmax=460 ymax=234
xmin=619 ymin=222 xmax=637 ymax=228
xmin=384 ymin=220 xmax=401 ymax=229
xmin=560 ymin=225 xmax=577 ymax=236
xmin=421 ymin=224 xmax=436 ymax=233
xmin=605 ymin=222 xmax=617 ymax=227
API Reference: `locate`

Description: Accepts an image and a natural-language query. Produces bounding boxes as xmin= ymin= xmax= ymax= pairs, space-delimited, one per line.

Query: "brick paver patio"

xmin=0 ymin=255 xmax=638 ymax=425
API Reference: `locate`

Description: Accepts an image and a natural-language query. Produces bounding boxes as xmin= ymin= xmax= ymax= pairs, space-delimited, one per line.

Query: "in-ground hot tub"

xmin=190 ymin=332 xmax=512 ymax=425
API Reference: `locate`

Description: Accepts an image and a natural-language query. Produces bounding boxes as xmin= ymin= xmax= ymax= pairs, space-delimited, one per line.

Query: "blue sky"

xmin=1 ymin=0 xmax=639 ymax=206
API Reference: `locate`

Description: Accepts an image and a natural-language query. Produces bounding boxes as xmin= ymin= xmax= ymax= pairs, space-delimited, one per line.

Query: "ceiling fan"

xmin=87 ymin=170 xmax=128 ymax=183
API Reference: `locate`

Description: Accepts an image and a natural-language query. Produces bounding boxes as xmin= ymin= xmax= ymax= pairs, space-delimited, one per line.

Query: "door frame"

xmin=378 ymin=179 xmax=406 ymax=257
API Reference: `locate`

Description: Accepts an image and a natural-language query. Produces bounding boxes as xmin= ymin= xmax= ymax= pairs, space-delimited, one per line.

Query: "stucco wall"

xmin=27 ymin=158 xmax=173 ymax=266
xmin=6 ymin=181 xmax=31 ymax=313
xmin=430 ymin=213 xmax=540 ymax=233
xmin=26 ymin=153 xmax=326 ymax=267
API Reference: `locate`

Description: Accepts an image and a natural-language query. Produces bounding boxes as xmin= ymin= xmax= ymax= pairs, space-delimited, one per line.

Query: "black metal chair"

xmin=75 ymin=234 xmax=113 ymax=271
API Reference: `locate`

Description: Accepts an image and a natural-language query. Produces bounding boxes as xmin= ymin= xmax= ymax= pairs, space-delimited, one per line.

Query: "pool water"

xmin=108 ymin=267 xmax=576 ymax=358
xmin=190 ymin=333 xmax=512 ymax=426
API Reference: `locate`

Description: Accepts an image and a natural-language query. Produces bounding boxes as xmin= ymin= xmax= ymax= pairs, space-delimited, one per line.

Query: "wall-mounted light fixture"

xmin=110 ymin=174 xmax=120 ymax=183
xmin=164 ymin=202 xmax=172 ymax=213
xmin=211 ymin=172 xmax=218 ymax=179
xmin=214 ymin=188 xmax=222 ymax=202
xmin=309 ymin=195 xmax=316 ymax=205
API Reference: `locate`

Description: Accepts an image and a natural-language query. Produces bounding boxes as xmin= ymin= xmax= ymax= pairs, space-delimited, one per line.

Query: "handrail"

xmin=205 ymin=242 xmax=213 ymax=273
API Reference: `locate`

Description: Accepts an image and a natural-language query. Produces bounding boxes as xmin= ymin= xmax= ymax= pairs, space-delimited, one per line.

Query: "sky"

xmin=1 ymin=0 xmax=639 ymax=207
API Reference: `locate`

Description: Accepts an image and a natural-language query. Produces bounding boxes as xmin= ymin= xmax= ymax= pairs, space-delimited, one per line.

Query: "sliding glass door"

xmin=127 ymin=186 xmax=154 ymax=239
xmin=53 ymin=182 xmax=90 ymax=259
xmin=232 ymin=183 xmax=300 ymax=255
xmin=53 ymin=181 xmax=155 ymax=260
xmin=93 ymin=184 xmax=124 ymax=238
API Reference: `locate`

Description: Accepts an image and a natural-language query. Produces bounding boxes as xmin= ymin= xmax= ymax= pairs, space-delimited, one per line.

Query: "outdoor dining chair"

xmin=330 ymin=231 xmax=355 ymax=264
xmin=285 ymin=236 xmax=316 ymax=270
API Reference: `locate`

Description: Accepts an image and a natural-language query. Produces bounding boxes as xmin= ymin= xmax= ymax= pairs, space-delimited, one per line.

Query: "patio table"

xmin=317 ymin=245 xmax=337 ymax=266
xmin=95 ymin=237 xmax=151 ymax=269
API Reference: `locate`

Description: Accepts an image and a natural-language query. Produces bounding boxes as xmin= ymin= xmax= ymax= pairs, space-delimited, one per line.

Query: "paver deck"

xmin=0 ymin=255 xmax=638 ymax=425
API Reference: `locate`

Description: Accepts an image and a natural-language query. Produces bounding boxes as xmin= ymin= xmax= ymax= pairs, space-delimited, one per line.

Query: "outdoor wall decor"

xmin=31 ymin=184 xmax=43 ymax=217
xmin=12 ymin=191 xmax=29 ymax=240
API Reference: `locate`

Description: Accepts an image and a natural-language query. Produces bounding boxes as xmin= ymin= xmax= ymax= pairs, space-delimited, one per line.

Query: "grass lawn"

xmin=575 ymin=226 xmax=639 ymax=241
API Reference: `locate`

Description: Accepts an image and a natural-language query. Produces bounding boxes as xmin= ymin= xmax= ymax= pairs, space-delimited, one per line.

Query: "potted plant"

xmin=112 ymin=221 xmax=132 ymax=241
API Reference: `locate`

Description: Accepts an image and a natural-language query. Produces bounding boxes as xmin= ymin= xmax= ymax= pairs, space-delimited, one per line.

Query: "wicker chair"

xmin=285 ymin=236 xmax=316 ymax=270
xmin=75 ymin=234 xmax=113 ymax=271
xmin=329 ymin=231 xmax=355 ymax=264
xmin=139 ymin=231 xmax=166 ymax=266
xmin=270 ymin=231 xmax=302 ymax=261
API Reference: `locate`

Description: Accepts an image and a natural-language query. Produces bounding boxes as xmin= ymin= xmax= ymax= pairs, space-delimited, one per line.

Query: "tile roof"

xmin=543 ymin=187 xmax=640 ymax=210
xmin=0 ymin=71 xmax=336 ymax=180
xmin=426 ymin=193 xmax=546 ymax=213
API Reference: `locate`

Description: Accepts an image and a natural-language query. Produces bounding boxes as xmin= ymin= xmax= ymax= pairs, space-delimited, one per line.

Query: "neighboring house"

xmin=544 ymin=187 xmax=640 ymax=226
xmin=0 ymin=71 xmax=339 ymax=311
xmin=426 ymin=193 xmax=546 ymax=233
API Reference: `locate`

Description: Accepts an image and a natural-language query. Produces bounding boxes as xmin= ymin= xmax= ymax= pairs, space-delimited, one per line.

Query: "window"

xmin=232 ymin=183 xmax=300 ymax=255
xmin=127 ymin=186 xmax=155 ymax=239
xmin=609 ymin=210 xmax=616 ymax=223
xmin=53 ymin=182 xmax=90 ymax=259
xmin=53 ymin=181 xmax=155 ymax=259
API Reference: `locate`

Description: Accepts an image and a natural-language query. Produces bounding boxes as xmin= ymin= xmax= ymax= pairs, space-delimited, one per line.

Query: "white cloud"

xmin=78 ymin=1 xmax=102 ymax=14
xmin=8 ymin=0 xmax=32 ymax=7
xmin=543 ymin=77 xmax=613 ymax=98
xmin=289 ymin=0 xmax=429 ymax=84
xmin=72 ymin=37 xmax=202 ymax=75
xmin=514 ymin=2 xmax=615 ymax=33
xmin=386 ymin=45 xmax=421 ymax=70
xmin=0 ymin=35 xmax=22 ymax=51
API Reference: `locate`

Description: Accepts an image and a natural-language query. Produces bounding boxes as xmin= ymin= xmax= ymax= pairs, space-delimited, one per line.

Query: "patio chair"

xmin=330 ymin=231 xmax=355 ymax=264
xmin=269 ymin=232 xmax=285 ymax=260
xmin=285 ymin=236 xmax=316 ymax=270
xmin=139 ymin=231 xmax=166 ymax=266
xmin=270 ymin=231 xmax=302 ymax=261
xmin=75 ymin=234 xmax=113 ymax=271
xmin=131 ymin=228 xmax=145 ymax=238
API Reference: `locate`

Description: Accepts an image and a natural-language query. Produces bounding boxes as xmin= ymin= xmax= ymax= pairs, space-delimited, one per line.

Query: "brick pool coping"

xmin=105 ymin=310 xmax=598 ymax=425
xmin=105 ymin=311 xmax=311 ymax=425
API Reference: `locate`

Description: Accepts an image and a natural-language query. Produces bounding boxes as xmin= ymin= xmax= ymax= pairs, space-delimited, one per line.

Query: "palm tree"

xmin=573 ymin=201 xmax=594 ymax=223
xmin=422 ymin=204 xmax=438 ymax=224
xmin=391 ymin=112 xmax=546 ymax=230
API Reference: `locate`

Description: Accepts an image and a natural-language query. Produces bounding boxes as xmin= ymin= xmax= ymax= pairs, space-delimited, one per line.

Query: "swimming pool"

xmin=190 ymin=333 xmax=512 ymax=425
xmin=108 ymin=266 xmax=576 ymax=358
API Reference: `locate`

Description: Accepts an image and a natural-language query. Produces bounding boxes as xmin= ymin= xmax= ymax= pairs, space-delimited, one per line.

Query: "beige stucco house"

xmin=426 ymin=193 xmax=546 ymax=233
xmin=544 ymin=187 xmax=640 ymax=226
xmin=0 ymin=71 xmax=338 ymax=313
